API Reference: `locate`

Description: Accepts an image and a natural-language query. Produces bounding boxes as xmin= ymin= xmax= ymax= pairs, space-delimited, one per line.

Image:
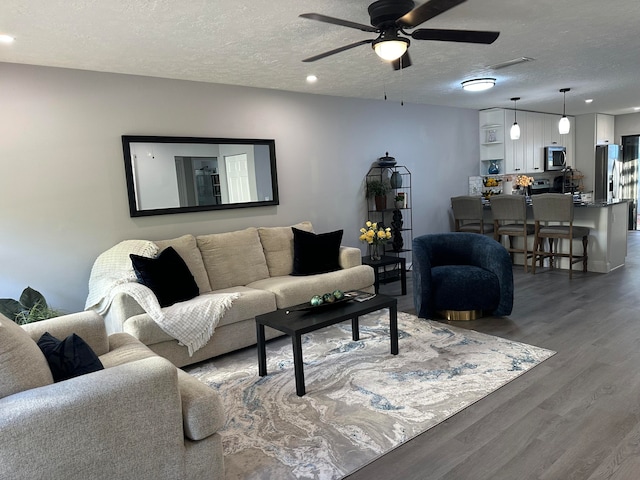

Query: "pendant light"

xmin=558 ymin=88 xmax=571 ymax=135
xmin=510 ymin=97 xmax=521 ymax=140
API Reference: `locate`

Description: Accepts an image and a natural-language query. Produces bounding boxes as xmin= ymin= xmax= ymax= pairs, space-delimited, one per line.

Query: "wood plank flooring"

xmin=347 ymin=232 xmax=640 ymax=480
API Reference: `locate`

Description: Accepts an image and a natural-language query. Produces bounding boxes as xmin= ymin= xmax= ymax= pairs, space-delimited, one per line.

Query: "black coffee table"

xmin=255 ymin=292 xmax=398 ymax=396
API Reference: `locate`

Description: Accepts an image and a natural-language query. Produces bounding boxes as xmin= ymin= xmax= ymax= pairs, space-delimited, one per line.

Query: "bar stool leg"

xmin=582 ymin=235 xmax=589 ymax=272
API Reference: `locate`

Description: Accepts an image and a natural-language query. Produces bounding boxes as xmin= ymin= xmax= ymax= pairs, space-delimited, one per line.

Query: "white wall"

xmin=615 ymin=112 xmax=640 ymax=138
xmin=0 ymin=62 xmax=479 ymax=312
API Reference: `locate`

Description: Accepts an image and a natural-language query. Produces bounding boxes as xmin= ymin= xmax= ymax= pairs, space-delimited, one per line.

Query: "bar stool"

xmin=490 ymin=195 xmax=535 ymax=272
xmin=451 ymin=196 xmax=493 ymax=234
xmin=531 ymin=193 xmax=589 ymax=279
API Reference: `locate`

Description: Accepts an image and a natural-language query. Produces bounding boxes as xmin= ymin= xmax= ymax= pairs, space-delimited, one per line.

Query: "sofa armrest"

xmin=21 ymin=310 xmax=109 ymax=356
xmin=102 ymin=290 xmax=147 ymax=335
xmin=177 ymin=369 xmax=226 ymax=441
xmin=0 ymin=357 xmax=185 ymax=480
xmin=339 ymin=246 xmax=363 ymax=269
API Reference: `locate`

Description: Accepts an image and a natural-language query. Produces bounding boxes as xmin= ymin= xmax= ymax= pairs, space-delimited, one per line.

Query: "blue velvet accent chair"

xmin=412 ymin=232 xmax=514 ymax=319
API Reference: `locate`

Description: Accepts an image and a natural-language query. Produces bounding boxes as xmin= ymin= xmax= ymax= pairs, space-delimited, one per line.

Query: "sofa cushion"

xmin=258 ymin=221 xmax=314 ymax=277
xmin=130 ymin=247 xmax=200 ymax=307
xmin=197 ymin=228 xmax=270 ymax=290
xmin=0 ymin=313 xmax=54 ymax=399
xmin=37 ymin=332 xmax=104 ymax=382
xmin=248 ymin=264 xmax=375 ymax=309
xmin=155 ymin=234 xmax=212 ymax=294
xmin=123 ymin=287 xmax=277 ymax=346
xmin=291 ymin=228 xmax=343 ymax=275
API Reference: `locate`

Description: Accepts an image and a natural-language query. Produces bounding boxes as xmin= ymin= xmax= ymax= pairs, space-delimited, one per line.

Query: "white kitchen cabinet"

xmin=480 ymin=108 xmax=574 ymax=175
xmin=596 ymin=113 xmax=615 ymax=144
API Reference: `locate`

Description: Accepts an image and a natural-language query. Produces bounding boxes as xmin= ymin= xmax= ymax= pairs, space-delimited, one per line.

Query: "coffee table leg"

xmin=256 ymin=322 xmax=267 ymax=376
xmin=390 ymin=304 xmax=398 ymax=355
xmin=292 ymin=334 xmax=306 ymax=396
xmin=352 ymin=316 xmax=360 ymax=341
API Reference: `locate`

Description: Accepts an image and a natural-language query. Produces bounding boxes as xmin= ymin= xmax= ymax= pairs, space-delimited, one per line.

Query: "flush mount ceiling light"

xmin=510 ymin=97 xmax=521 ymax=140
xmin=372 ymin=32 xmax=409 ymax=61
xmin=0 ymin=34 xmax=15 ymax=44
xmin=306 ymin=74 xmax=318 ymax=83
xmin=559 ymin=87 xmax=571 ymax=135
xmin=461 ymin=78 xmax=496 ymax=92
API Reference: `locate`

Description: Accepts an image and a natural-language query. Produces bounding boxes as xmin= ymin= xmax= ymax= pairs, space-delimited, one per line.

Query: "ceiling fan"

xmin=300 ymin=0 xmax=499 ymax=70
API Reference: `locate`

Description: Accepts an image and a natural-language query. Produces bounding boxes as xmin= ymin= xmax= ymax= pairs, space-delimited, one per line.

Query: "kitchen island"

xmin=482 ymin=199 xmax=629 ymax=273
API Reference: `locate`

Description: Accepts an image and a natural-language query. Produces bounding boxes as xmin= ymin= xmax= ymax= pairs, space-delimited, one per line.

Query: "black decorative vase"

xmin=391 ymin=209 xmax=404 ymax=252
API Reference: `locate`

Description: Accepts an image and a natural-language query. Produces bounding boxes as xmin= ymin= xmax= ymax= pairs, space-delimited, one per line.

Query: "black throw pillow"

xmin=37 ymin=332 xmax=104 ymax=382
xmin=291 ymin=227 xmax=343 ymax=276
xmin=130 ymin=246 xmax=199 ymax=307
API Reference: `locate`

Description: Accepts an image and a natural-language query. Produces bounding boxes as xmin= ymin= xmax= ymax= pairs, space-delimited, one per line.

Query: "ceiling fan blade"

xmin=392 ymin=51 xmax=412 ymax=70
xmin=299 ymin=13 xmax=378 ymax=33
xmin=411 ymin=28 xmax=500 ymax=44
xmin=302 ymin=39 xmax=374 ymax=62
xmin=396 ymin=0 xmax=467 ymax=29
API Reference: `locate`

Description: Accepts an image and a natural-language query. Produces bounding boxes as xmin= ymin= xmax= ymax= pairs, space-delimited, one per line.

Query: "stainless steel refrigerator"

xmin=594 ymin=144 xmax=621 ymax=202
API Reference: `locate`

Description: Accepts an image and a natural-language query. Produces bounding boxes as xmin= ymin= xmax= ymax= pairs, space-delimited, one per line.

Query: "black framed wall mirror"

xmin=122 ymin=136 xmax=279 ymax=217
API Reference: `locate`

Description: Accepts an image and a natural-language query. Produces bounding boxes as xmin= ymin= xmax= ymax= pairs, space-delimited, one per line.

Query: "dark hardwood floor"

xmin=348 ymin=232 xmax=640 ymax=480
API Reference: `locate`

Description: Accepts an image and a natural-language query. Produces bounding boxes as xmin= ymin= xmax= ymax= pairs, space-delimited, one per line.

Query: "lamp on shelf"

xmin=558 ymin=88 xmax=571 ymax=135
xmin=510 ymin=97 xmax=521 ymax=140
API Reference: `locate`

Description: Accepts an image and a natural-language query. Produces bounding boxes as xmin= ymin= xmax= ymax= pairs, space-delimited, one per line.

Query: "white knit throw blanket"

xmin=85 ymin=240 xmax=239 ymax=356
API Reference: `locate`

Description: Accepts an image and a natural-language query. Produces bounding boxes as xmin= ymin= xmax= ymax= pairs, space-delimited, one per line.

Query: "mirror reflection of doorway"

xmin=175 ymin=156 xmax=220 ymax=207
xmin=224 ymin=154 xmax=253 ymax=203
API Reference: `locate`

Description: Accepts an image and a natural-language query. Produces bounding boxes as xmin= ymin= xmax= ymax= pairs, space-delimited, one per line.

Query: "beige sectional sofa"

xmin=0 ymin=311 xmax=225 ymax=480
xmin=99 ymin=222 xmax=375 ymax=367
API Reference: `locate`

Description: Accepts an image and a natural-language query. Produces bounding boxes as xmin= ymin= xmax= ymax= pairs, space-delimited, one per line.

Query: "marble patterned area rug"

xmin=185 ymin=310 xmax=555 ymax=480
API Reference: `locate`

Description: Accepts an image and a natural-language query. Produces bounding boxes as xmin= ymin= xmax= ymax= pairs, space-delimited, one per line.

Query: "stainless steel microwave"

xmin=544 ymin=145 xmax=566 ymax=171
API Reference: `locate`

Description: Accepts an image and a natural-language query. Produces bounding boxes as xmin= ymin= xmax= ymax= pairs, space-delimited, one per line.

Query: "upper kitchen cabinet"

xmin=479 ymin=108 xmax=575 ymax=175
xmin=596 ymin=114 xmax=615 ymax=145
xmin=574 ymin=113 xmax=616 ymax=193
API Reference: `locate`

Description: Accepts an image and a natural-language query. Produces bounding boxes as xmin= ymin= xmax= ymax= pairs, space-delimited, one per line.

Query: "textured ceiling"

xmin=2 ymin=0 xmax=640 ymax=116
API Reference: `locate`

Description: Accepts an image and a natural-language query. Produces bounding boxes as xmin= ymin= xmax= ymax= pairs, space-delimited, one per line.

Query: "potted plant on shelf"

xmin=367 ymin=179 xmax=390 ymax=211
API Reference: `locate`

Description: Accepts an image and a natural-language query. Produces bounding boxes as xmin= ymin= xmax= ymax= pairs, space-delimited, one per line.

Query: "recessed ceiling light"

xmin=585 ymin=99 xmax=593 ymax=103
xmin=0 ymin=34 xmax=15 ymax=44
xmin=461 ymin=78 xmax=496 ymax=92
xmin=306 ymin=75 xmax=317 ymax=83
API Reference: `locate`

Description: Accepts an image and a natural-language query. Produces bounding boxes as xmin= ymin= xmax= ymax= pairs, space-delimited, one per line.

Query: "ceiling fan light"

xmin=461 ymin=78 xmax=496 ymax=92
xmin=510 ymin=122 xmax=521 ymax=140
xmin=373 ymin=38 xmax=409 ymax=61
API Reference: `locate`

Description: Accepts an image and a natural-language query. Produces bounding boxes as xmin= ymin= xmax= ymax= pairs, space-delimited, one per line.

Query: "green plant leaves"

xmin=0 ymin=287 xmax=60 ymax=324
xmin=0 ymin=298 xmax=24 ymax=320
xmin=20 ymin=286 xmax=48 ymax=310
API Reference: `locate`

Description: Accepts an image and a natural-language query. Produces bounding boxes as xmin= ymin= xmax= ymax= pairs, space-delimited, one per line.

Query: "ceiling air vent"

xmin=487 ymin=57 xmax=535 ymax=70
